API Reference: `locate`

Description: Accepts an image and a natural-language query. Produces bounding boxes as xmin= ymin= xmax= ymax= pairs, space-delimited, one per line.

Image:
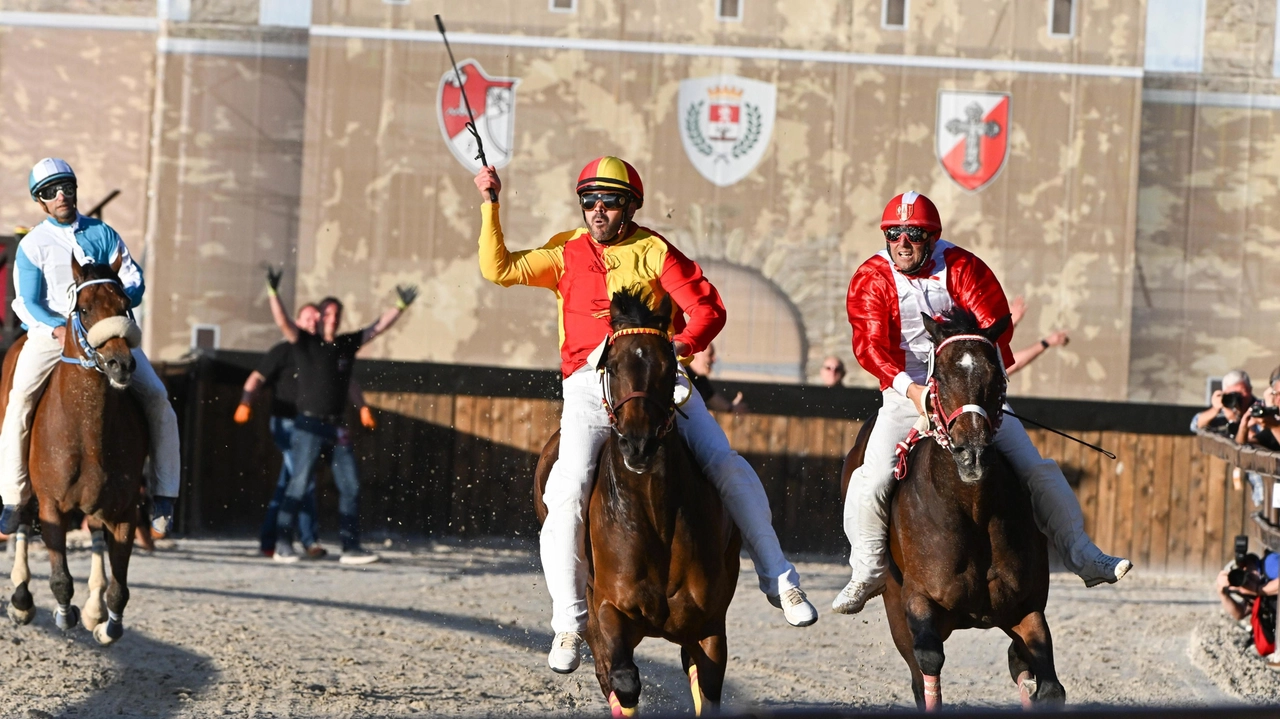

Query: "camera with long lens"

xmin=1251 ymin=405 xmax=1280 ymax=419
xmin=1228 ymin=535 xmax=1260 ymax=587
xmin=1222 ymin=392 xmax=1247 ymax=411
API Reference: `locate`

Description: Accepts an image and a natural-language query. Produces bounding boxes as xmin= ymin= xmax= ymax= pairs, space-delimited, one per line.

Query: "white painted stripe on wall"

xmin=1143 ymin=88 xmax=1280 ymax=110
xmin=0 ymin=11 xmax=158 ymax=32
xmin=157 ymin=37 xmax=309 ymax=59
xmin=310 ymin=24 xmax=1145 ymax=79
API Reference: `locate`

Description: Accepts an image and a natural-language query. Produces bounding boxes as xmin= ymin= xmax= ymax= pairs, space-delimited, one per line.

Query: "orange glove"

xmin=359 ymin=405 xmax=376 ymax=430
xmin=233 ymin=403 xmax=251 ymax=424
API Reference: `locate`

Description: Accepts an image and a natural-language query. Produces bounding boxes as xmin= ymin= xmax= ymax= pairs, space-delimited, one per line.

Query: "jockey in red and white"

xmin=832 ymin=191 xmax=1131 ymax=614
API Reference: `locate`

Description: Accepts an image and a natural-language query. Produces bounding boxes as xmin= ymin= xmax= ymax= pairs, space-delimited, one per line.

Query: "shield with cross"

xmin=936 ymin=91 xmax=1010 ymax=192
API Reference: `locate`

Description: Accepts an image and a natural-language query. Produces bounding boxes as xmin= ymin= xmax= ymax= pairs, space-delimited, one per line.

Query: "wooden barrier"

xmin=168 ymin=351 xmax=1246 ymax=575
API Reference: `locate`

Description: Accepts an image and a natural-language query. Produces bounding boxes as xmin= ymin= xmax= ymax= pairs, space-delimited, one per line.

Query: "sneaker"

xmin=339 ymin=547 xmax=380 ymax=565
xmin=768 ymin=587 xmax=818 ymax=627
xmin=832 ymin=579 xmax=886 ymax=615
xmin=260 ymin=548 xmax=275 ymax=559
xmin=548 ymin=631 xmax=583 ymax=674
xmin=150 ymin=496 xmax=176 ymax=537
xmin=1081 ymin=553 xmax=1132 ymax=588
xmin=273 ymin=542 xmax=300 ymax=564
xmin=0 ymin=505 xmax=19 ymax=535
xmin=304 ymin=544 xmax=329 ymax=560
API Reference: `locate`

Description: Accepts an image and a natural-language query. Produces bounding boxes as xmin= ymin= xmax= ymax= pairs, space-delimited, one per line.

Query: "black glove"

xmin=265 ymin=265 xmax=284 ymax=294
xmin=395 ymin=284 xmax=418 ymax=309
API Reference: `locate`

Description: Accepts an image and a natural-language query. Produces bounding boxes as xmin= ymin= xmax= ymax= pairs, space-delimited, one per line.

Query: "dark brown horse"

xmin=840 ymin=308 xmax=1063 ymax=711
xmin=5 ymin=257 xmax=149 ymax=645
xmin=534 ymin=288 xmax=741 ymax=717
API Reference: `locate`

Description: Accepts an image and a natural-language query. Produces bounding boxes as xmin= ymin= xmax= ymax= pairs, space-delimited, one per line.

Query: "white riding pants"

xmin=542 ymin=365 xmax=800 ymax=634
xmin=0 ymin=330 xmax=181 ymax=506
xmin=842 ymin=388 xmax=1103 ymax=585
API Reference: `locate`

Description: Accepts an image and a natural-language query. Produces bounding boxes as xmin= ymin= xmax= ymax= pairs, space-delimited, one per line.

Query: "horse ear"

xmin=609 ymin=292 xmax=626 ymax=331
xmin=70 ymin=257 xmax=85 ymax=284
xmin=984 ymin=313 xmax=1012 ymax=344
xmin=110 ymin=252 xmax=123 ymax=275
xmin=652 ymin=293 xmax=673 ymax=332
xmin=921 ymin=313 xmax=942 ymax=344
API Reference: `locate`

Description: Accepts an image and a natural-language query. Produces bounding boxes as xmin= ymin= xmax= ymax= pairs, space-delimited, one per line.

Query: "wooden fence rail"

xmin=166 ymin=359 xmax=1245 ymax=575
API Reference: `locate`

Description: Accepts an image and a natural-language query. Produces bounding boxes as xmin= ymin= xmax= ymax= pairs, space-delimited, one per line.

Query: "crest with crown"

xmin=677 ymin=74 xmax=778 ymax=187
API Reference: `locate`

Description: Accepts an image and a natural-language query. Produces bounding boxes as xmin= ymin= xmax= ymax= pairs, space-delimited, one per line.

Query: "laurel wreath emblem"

xmin=731 ymin=104 xmax=762 ymax=159
xmin=685 ymin=101 xmax=714 ymax=156
xmin=684 ymin=100 xmax=763 ymax=160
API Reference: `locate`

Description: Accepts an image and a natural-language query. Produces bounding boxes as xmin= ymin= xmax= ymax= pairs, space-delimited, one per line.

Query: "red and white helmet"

xmin=880 ymin=191 xmax=942 ymax=234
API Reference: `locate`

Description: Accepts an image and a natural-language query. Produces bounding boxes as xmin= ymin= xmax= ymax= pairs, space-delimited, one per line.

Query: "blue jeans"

xmin=258 ymin=416 xmax=318 ymax=551
xmin=277 ymin=416 xmax=362 ymax=551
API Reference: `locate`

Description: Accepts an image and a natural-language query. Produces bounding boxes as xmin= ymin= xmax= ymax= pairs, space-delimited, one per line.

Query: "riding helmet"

xmin=28 ymin=157 xmax=76 ymax=199
xmin=576 ymin=156 xmax=644 ymax=208
xmin=880 ymin=191 xmax=942 ymax=234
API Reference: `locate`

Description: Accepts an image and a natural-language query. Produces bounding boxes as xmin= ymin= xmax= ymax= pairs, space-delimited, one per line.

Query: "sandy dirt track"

xmin=0 ymin=538 xmax=1260 ymax=717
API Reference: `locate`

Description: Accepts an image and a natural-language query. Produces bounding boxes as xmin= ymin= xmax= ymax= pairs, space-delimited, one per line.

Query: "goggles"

xmin=578 ymin=192 xmax=631 ymax=211
xmin=35 ymin=181 xmax=76 ymax=202
xmin=884 ymin=226 xmax=930 ymax=244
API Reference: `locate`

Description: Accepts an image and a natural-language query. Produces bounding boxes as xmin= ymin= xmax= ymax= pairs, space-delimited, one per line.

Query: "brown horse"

xmin=6 ymin=257 xmax=149 ymax=645
xmin=840 ymin=308 xmax=1063 ymax=711
xmin=534 ymin=288 xmax=741 ymax=716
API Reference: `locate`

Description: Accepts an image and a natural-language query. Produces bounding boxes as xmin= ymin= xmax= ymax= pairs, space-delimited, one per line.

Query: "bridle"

xmin=923 ymin=333 xmax=1006 ymax=450
xmin=60 ymin=277 xmax=138 ymax=372
xmin=599 ymin=327 xmax=677 ymax=439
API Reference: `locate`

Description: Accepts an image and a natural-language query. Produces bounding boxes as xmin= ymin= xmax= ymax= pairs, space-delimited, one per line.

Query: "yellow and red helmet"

xmin=880 ymin=191 xmax=942 ymax=234
xmin=576 ymin=156 xmax=644 ymax=208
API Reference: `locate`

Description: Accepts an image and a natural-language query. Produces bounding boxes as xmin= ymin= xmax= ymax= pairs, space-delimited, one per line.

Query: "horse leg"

xmin=683 ymin=632 xmax=728 ymax=715
xmin=1006 ymin=641 xmax=1036 ymax=709
xmin=593 ymin=604 xmax=643 ymax=717
xmin=42 ymin=512 xmax=80 ymax=631
xmin=81 ymin=527 xmax=108 ymax=630
xmin=93 ymin=520 xmax=133 ymax=645
xmin=904 ymin=594 xmax=949 ymax=712
xmin=7 ymin=523 xmax=34 ymax=625
xmin=1007 ymin=611 xmax=1065 ymax=706
xmin=883 ymin=583 xmax=927 ymax=708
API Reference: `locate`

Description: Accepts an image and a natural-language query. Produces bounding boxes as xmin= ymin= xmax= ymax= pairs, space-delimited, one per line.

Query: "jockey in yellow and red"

xmin=475 ymin=157 xmax=817 ymax=675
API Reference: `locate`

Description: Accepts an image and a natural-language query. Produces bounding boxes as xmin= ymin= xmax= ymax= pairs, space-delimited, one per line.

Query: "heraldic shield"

xmin=678 ymin=74 xmax=777 ymax=187
xmin=437 ymin=60 xmax=520 ymax=173
xmin=936 ymin=91 xmax=1010 ymax=192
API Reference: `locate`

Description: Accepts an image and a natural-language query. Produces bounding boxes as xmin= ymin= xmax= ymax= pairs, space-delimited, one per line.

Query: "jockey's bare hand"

xmin=673 ymin=340 xmax=691 ymax=359
xmin=52 ymin=325 xmax=65 ymax=342
xmin=1044 ymin=330 xmax=1070 ymax=347
xmin=475 ymin=166 xmax=501 ymax=202
xmin=906 ymin=382 xmax=930 ymax=416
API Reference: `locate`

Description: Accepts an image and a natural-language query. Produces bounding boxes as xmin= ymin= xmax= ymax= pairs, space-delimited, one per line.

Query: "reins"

xmin=599 ymin=327 xmax=679 ymax=438
xmin=59 ymin=277 xmax=138 ymax=373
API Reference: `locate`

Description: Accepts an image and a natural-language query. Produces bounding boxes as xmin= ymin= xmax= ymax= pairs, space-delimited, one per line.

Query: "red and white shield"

xmin=936 ymin=91 xmax=1010 ymax=192
xmin=437 ymin=60 xmax=519 ymax=173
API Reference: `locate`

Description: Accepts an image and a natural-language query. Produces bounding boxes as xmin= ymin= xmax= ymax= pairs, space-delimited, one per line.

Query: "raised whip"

xmin=435 ymin=14 xmax=495 ymax=202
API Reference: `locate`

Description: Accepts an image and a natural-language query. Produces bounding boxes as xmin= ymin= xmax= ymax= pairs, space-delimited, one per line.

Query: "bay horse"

xmin=6 ymin=256 xmax=149 ymax=646
xmin=534 ymin=288 xmax=741 ymax=717
xmin=840 ymin=308 xmax=1063 ymax=711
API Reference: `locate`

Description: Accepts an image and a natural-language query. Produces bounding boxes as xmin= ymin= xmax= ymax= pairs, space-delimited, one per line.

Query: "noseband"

xmin=599 ymin=327 xmax=677 ymax=439
xmin=924 ymin=333 xmax=1006 ymax=450
xmin=60 ymin=277 xmax=139 ymax=372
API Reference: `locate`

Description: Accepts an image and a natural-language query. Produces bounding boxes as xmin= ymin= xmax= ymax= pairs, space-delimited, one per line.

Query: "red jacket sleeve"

xmin=945 ymin=247 xmax=1015 ymax=368
xmin=659 ymin=242 xmax=725 ymax=355
xmin=847 ymin=259 xmax=906 ymax=391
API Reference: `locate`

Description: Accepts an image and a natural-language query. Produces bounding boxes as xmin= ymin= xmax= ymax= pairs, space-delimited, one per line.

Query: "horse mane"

xmin=933 ymin=307 xmax=986 ymax=339
xmin=610 ymin=287 xmax=671 ymax=333
xmin=76 ymin=260 xmax=120 ymax=283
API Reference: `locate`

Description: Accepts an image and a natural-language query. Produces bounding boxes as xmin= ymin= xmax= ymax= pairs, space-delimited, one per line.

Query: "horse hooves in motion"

xmin=533 ymin=289 xmax=741 ymax=716
xmin=839 ymin=308 xmax=1065 ymax=711
xmin=5 ymin=258 xmax=150 ymax=644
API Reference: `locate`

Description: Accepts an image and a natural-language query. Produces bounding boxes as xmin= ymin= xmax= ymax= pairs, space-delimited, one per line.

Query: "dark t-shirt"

xmin=292 ymin=330 xmax=364 ymax=419
xmin=256 ymin=341 xmax=298 ymax=418
xmin=687 ymin=368 xmax=716 ymax=402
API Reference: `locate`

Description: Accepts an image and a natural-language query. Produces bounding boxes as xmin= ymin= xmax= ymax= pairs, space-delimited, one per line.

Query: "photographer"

xmin=1193 ymin=370 xmax=1258 ymax=439
xmin=1217 ymin=537 xmax=1280 ymax=659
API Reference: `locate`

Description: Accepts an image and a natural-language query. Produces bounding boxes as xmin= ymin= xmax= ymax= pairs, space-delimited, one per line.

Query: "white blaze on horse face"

xmin=958 ymin=352 xmax=976 ymax=371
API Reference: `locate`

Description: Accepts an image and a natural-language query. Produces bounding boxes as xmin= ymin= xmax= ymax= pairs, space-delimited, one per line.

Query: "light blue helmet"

xmin=28 ymin=157 xmax=75 ymax=199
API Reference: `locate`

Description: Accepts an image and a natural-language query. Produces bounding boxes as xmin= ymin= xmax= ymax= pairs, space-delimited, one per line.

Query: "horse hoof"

xmin=1017 ymin=673 xmax=1036 ymax=710
xmin=7 ymin=603 xmax=34 ymax=626
xmin=54 ymin=605 xmax=80 ymax=631
xmin=93 ymin=619 xmax=123 ymax=646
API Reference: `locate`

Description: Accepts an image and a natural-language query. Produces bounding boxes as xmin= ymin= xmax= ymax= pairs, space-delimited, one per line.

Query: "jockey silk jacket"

xmin=478 ymin=203 xmax=725 ymax=377
xmin=847 ymin=240 xmax=1014 ymax=395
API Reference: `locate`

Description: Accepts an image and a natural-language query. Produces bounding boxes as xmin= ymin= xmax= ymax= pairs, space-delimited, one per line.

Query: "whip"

xmin=434 ymin=14 xmax=495 ymax=202
xmin=1003 ymin=410 xmax=1116 ymax=460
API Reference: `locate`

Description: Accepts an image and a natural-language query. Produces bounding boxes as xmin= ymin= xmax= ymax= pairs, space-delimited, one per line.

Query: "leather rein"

xmin=599 ymin=327 xmax=678 ymax=439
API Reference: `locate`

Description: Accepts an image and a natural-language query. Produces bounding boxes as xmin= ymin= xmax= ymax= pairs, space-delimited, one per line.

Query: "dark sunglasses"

xmin=579 ymin=192 xmax=630 ymax=211
xmin=884 ymin=226 xmax=929 ymax=244
xmin=36 ymin=182 xmax=76 ymax=202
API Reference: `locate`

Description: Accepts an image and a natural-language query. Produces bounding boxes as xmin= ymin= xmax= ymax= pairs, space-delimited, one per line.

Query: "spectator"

xmin=819 ymin=356 xmax=847 ymax=387
xmin=265 ymin=268 xmax=416 ymax=565
xmin=687 ymin=343 xmax=746 ymax=414
xmin=1004 ymin=295 xmax=1070 ymax=375
xmin=1193 ymin=370 xmax=1258 ymax=439
xmin=1216 ymin=538 xmax=1279 ymax=664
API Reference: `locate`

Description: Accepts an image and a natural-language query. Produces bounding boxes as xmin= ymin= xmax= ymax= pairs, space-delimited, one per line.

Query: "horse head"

xmin=603 ymin=287 xmax=676 ymax=474
xmin=68 ymin=256 xmax=140 ymax=390
xmin=921 ymin=308 xmax=1011 ymax=483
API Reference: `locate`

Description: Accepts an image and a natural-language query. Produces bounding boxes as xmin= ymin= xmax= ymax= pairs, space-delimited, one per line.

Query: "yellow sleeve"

xmin=478 ymin=202 xmax=564 ymax=289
